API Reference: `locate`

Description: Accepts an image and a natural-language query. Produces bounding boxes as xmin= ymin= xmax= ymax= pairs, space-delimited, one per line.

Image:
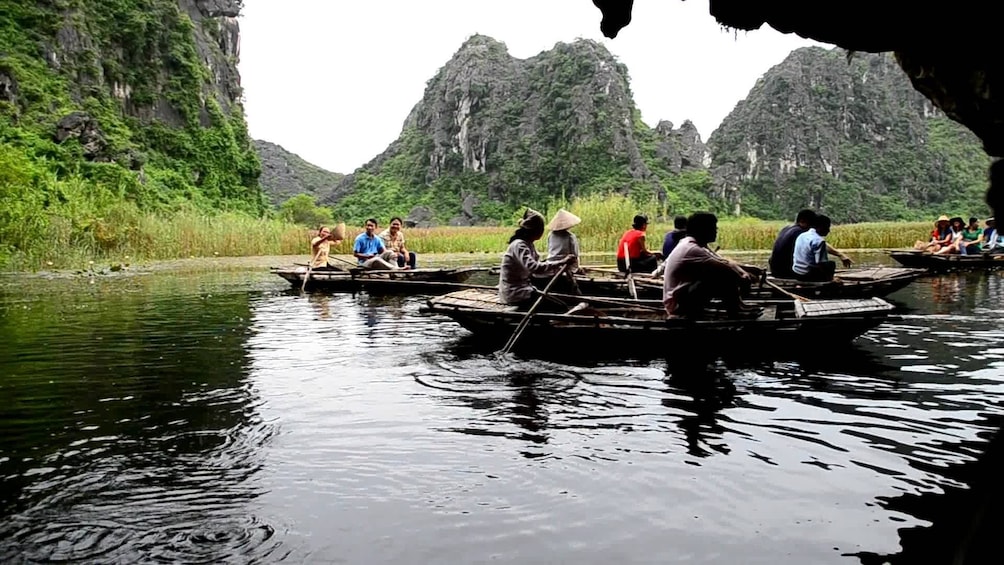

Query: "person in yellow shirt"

xmin=309 ymin=223 xmax=344 ymax=269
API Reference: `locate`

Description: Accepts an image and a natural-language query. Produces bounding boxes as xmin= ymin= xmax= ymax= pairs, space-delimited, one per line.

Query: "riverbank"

xmin=3 ymin=215 xmax=929 ymax=273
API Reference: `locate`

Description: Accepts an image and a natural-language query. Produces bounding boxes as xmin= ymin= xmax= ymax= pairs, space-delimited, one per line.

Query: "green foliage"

xmin=280 ymin=193 xmax=334 ymax=227
xmin=0 ymin=0 xmax=265 ymax=268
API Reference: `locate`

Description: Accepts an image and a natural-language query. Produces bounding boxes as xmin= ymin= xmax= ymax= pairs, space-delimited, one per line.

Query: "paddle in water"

xmin=499 ymin=264 xmax=569 ymax=355
xmin=301 ymin=248 xmax=324 ymax=292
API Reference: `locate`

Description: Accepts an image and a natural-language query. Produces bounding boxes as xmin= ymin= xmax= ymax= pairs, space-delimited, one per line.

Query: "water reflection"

xmin=663 ymin=362 xmax=739 ymax=458
xmin=0 ymin=274 xmax=277 ymax=562
xmin=3 ymin=263 xmax=1004 ymax=563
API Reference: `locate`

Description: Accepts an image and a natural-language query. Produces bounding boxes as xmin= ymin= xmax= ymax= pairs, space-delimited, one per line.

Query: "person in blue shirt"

xmin=770 ymin=209 xmax=852 ymax=278
xmin=662 ymin=215 xmax=688 ymax=258
xmin=982 ymin=217 xmax=1003 ymax=253
xmin=651 ymin=215 xmax=689 ymax=277
xmin=792 ymin=214 xmax=837 ymax=281
xmin=353 ymin=218 xmax=399 ymax=269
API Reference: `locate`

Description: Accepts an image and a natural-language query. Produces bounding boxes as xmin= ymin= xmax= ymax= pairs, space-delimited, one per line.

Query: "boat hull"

xmin=272 ymin=266 xmax=488 ymax=294
xmin=424 ymin=289 xmax=897 ymax=359
xmin=889 ymin=250 xmax=1004 ymax=272
xmin=573 ymin=266 xmax=924 ymax=300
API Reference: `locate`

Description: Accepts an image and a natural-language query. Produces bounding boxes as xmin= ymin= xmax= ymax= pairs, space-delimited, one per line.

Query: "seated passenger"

xmin=309 ymin=224 xmax=344 ymax=269
xmin=378 ymin=216 xmax=417 ymax=269
xmin=982 ymin=217 xmax=1003 ymax=253
xmin=934 ymin=217 xmax=967 ymax=255
xmin=353 ymin=218 xmax=400 ymax=270
xmin=652 ymin=215 xmax=688 ymax=277
xmin=792 ymin=214 xmax=837 ymax=282
xmin=499 ymin=208 xmax=574 ymax=310
xmin=958 ymin=216 xmax=985 ymax=255
xmin=616 ymin=214 xmax=661 ymax=273
xmin=543 ymin=208 xmax=583 ymax=295
xmin=914 ymin=215 xmax=953 ymax=252
xmin=663 ymin=212 xmax=758 ymax=319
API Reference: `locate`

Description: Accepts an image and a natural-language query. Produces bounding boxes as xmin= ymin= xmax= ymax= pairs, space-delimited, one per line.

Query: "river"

xmin=1 ymin=253 xmax=1003 ymax=563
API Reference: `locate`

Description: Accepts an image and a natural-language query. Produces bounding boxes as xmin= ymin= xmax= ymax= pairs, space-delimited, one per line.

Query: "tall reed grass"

xmin=5 ymin=192 xmax=933 ymax=272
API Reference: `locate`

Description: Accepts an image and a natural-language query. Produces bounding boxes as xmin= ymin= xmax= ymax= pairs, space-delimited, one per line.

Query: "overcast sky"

xmin=239 ymin=0 xmax=827 ymax=174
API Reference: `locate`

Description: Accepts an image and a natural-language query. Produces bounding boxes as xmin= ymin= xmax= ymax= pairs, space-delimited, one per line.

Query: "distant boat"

xmin=423 ymin=288 xmax=897 ymax=358
xmin=571 ymin=266 xmax=925 ymax=300
xmin=889 ymin=250 xmax=1004 ymax=272
xmin=271 ymin=264 xmax=490 ymax=294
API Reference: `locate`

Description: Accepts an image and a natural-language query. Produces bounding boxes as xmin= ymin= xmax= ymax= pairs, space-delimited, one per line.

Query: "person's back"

xmin=769 ymin=209 xmax=816 ymax=278
xmin=769 ymin=225 xmax=806 ymax=277
xmin=661 ymin=215 xmax=688 ymax=258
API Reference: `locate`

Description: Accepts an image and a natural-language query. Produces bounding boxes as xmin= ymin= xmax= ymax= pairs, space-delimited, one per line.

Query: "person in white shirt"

xmin=792 ymin=215 xmax=837 ymax=281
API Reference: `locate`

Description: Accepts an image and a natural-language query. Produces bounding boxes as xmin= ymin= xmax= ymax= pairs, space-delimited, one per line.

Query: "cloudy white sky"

xmin=239 ymin=0 xmax=828 ymax=174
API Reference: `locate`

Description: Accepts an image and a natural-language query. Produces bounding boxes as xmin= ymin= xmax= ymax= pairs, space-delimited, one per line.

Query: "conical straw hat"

xmin=332 ymin=222 xmax=346 ymax=240
xmin=548 ymin=208 xmax=581 ymax=231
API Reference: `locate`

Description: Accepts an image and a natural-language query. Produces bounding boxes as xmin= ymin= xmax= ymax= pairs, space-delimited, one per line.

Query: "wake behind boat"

xmin=422 ymin=288 xmax=897 ymax=359
xmin=271 ymin=263 xmax=490 ymax=294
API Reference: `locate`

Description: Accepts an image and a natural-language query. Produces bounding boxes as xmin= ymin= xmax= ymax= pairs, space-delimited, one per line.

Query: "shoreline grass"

xmin=4 ymin=211 xmax=932 ymax=272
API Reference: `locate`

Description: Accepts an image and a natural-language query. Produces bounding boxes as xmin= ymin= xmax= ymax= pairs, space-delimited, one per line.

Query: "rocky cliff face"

xmin=255 ymin=140 xmax=344 ymax=205
xmin=323 ymin=38 xmax=983 ymax=225
xmin=326 ymin=35 xmax=710 ymax=225
xmin=708 ymin=47 xmax=989 ymax=222
xmin=0 ymin=0 xmax=261 ymax=214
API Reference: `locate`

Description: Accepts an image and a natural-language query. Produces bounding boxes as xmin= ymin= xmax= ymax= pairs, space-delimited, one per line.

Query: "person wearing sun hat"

xmin=498 ymin=208 xmax=574 ymax=309
xmin=546 ymin=208 xmax=582 ymax=271
xmin=914 ymin=214 xmax=954 ymax=252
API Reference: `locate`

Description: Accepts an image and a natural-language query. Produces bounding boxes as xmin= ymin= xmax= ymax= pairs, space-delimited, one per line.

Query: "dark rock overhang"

xmin=591 ymin=0 xmax=1004 ymax=214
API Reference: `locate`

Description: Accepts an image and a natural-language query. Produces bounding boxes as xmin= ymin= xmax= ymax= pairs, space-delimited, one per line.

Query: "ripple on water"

xmin=5 ymin=267 xmax=1004 ymax=563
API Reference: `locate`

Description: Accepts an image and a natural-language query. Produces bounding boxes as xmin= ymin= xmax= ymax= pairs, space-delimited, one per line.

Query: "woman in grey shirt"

xmin=499 ymin=208 xmax=572 ymax=308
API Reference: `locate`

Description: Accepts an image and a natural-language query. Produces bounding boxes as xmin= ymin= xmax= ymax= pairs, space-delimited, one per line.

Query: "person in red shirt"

xmin=616 ymin=214 xmax=661 ymax=273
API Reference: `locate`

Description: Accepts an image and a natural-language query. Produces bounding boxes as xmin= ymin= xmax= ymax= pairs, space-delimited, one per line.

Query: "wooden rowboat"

xmin=271 ymin=265 xmax=489 ymax=294
xmin=889 ymin=249 xmax=1004 ymax=272
xmin=423 ymin=288 xmax=897 ymax=358
xmin=571 ymin=266 xmax=925 ymax=300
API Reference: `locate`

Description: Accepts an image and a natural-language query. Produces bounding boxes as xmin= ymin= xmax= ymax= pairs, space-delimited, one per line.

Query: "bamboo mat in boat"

xmin=795 ymin=297 xmax=894 ymax=317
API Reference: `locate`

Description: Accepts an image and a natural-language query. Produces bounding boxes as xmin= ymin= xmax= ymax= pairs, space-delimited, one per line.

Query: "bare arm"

xmin=826 ymin=243 xmax=853 ymax=267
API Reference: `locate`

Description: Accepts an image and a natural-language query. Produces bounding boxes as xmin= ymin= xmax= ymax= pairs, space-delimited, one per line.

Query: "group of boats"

xmin=270 ymin=247 xmax=987 ymax=358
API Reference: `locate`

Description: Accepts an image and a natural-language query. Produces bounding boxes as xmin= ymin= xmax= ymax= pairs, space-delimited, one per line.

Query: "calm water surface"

xmin=2 ymin=254 xmax=1004 ymax=563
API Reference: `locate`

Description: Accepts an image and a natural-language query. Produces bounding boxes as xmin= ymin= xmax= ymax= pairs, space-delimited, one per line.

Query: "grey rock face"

xmin=54 ymin=112 xmax=108 ymax=160
xmin=0 ymin=72 xmax=17 ymax=103
xmin=255 ymin=140 xmax=344 ymax=206
xmin=330 ymin=35 xmax=655 ymax=220
xmin=707 ymin=47 xmax=987 ymax=221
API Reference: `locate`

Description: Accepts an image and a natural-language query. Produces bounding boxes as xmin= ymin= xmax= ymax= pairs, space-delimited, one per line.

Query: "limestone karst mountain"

xmin=707 ymin=47 xmax=990 ymax=222
xmin=324 ymin=35 xmax=710 ymax=225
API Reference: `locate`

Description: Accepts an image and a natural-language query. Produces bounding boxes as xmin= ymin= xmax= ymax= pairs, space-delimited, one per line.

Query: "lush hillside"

xmin=323 ymin=39 xmax=988 ymax=226
xmin=325 ymin=35 xmax=715 ymax=226
xmin=0 ymin=0 xmax=262 ymax=265
xmin=255 ymin=140 xmax=344 ymax=206
xmin=708 ymin=47 xmax=991 ymax=222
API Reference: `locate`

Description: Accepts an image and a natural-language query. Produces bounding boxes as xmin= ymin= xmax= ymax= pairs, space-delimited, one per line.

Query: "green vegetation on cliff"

xmin=709 ymin=48 xmax=991 ymax=223
xmin=0 ymin=0 xmax=263 ymax=267
xmin=328 ymin=36 xmax=716 ymax=226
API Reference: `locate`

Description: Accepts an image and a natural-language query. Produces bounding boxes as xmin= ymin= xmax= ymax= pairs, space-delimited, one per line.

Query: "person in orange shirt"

xmin=616 ymin=214 xmax=661 ymax=273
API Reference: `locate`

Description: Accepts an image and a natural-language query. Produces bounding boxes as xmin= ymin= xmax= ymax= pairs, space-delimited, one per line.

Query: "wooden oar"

xmin=500 ymin=264 xmax=568 ymax=355
xmin=623 ymin=242 xmax=638 ymax=299
xmin=301 ymin=248 xmax=324 ymax=292
xmin=763 ymin=278 xmax=811 ymax=302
